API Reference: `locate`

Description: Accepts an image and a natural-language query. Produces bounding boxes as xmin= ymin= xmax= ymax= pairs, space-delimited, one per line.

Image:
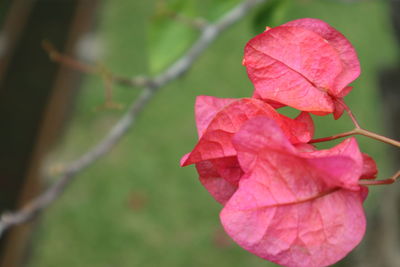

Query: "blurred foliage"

xmin=149 ymin=0 xmax=241 ymax=73
xmin=149 ymin=0 xmax=197 ymax=73
xmin=252 ymin=0 xmax=291 ymax=33
xmin=28 ymin=0 xmax=397 ymax=266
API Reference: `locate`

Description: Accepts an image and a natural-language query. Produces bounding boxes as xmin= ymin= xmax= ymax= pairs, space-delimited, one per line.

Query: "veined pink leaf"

xmin=220 ymin=117 xmax=367 ymax=267
xmin=244 ymin=19 xmax=360 ymax=116
xmin=195 ymin=96 xmax=236 ymax=138
xmin=181 ymin=97 xmax=315 ymax=204
xmin=195 ymin=160 xmax=237 ymax=205
xmin=196 ymin=158 xmax=241 ymax=205
xmin=283 ymin=18 xmax=360 ymax=96
xmin=360 ymin=153 xmax=378 ymax=180
xmin=333 ymin=97 xmax=346 ymax=120
xmin=302 ymin=138 xmax=363 ymax=191
xmin=286 ymin=111 xmax=315 ymax=143
xmin=181 ymin=97 xmax=314 ymax=167
xmin=221 ymin=187 xmax=366 ymax=267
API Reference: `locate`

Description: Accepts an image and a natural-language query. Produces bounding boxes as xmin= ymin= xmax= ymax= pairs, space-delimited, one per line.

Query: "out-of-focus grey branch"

xmin=0 ymin=0 xmax=266 ymax=237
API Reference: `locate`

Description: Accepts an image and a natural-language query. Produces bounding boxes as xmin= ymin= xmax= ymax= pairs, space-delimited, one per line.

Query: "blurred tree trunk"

xmin=0 ymin=0 xmax=98 ymax=266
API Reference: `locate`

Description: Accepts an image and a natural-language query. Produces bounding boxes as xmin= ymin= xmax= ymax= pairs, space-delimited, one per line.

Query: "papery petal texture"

xmin=181 ymin=96 xmax=315 ymax=204
xmin=244 ymin=18 xmax=360 ymax=116
xmin=195 ymin=96 xmax=236 ymax=138
xmin=221 ymin=188 xmax=366 ymax=267
xmin=220 ymin=117 xmax=366 ymax=267
xmin=283 ymin=18 xmax=360 ymax=96
xmin=302 ymin=138 xmax=363 ymax=190
xmin=196 ymin=160 xmax=238 ymax=205
xmin=195 ymin=155 xmax=243 ymax=205
xmin=180 ymin=17 xmax=371 ymax=267
xmin=181 ymin=97 xmax=314 ymax=167
xmin=360 ymin=153 xmax=378 ymax=180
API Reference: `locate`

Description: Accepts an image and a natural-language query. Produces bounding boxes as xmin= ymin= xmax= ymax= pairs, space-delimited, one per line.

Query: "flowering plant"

xmin=181 ymin=18 xmax=400 ymax=267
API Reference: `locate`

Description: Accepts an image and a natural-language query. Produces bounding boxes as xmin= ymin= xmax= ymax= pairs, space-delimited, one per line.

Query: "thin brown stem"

xmin=112 ymin=75 xmax=153 ymax=88
xmin=311 ymin=99 xmax=400 ymax=148
xmin=359 ymin=170 xmax=400 ymax=186
xmin=155 ymin=0 xmax=208 ymax=30
xmin=310 ymin=128 xmax=400 ymax=148
xmin=309 ymin=130 xmax=357 ymax=144
xmin=336 ymin=98 xmax=361 ymax=128
xmin=42 ymin=40 xmax=151 ymax=88
xmin=97 ymin=68 xmax=122 ymax=110
xmin=356 ymin=128 xmax=400 ymax=148
xmin=168 ymin=11 xmax=208 ymax=30
xmin=42 ymin=40 xmax=97 ymax=74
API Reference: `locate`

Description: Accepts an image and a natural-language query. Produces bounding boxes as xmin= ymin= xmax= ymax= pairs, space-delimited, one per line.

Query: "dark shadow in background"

xmin=0 ymin=0 xmax=98 ymax=266
xmin=359 ymin=1 xmax=400 ymax=266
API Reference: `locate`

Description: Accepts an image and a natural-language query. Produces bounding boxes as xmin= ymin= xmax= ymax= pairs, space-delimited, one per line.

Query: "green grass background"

xmin=29 ymin=0 xmax=398 ymax=266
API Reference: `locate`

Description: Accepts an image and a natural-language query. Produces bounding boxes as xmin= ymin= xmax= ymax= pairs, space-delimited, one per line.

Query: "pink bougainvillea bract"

xmin=181 ymin=18 xmax=377 ymax=267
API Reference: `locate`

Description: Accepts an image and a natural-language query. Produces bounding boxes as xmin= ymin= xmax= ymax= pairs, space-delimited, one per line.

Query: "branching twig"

xmin=155 ymin=0 xmax=209 ymax=30
xmin=43 ymin=40 xmax=153 ymax=88
xmin=165 ymin=11 xmax=209 ymax=30
xmin=0 ymin=0 xmax=266 ymax=237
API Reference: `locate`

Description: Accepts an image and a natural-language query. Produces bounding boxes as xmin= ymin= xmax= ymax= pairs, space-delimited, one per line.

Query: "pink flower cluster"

xmin=181 ymin=18 xmax=378 ymax=267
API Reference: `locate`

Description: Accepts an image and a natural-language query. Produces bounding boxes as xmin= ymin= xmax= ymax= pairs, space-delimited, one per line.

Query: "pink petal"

xmin=303 ymin=138 xmax=363 ymax=190
xmin=244 ymin=26 xmax=343 ymax=114
xmin=336 ymin=86 xmax=354 ymax=98
xmin=333 ymin=97 xmax=345 ymax=120
xmin=195 ymin=96 xmax=236 ymax=138
xmin=199 ymin=176 xmax=237 ymax=205
xmin=252 ymin=91 xmax=286 ymax=109
xmin=183 ymin=99 xmax=313 ymax=204
xmin=194 ymin=157 xmax=243 ymax=204
xmin=221 ymin=187 xmax=366 ymax=267
xmin=182 ymin=98 xmax=313 ymax=166
xmin=360 ymin=153 xmax=378 ymax=180
xmin=232 ymin=117 xmax=361 ymax=190
xmin=180 ymin=153 xmax=190 ymax=166
xmin=231 ymin=117 xmax=295 ymax=173
xmin=283 ymin=19 xmax=360 ymax=96
xmin=248 ymin=26 xmax=343 ymax=90
xmin=291 ymin=111 xmax=315 ymax=143
xmin=223 ymin=117 xmax=366 ymax=266
xmin=181 ymin=130 xmax=235 ymax=166
xmin=202 ymin=98 xmax=315 ymax=145
xmin=295 ymin=143 xmax=316 ymax=153
xmin=196 ymin=160 xmax=238 ymax=205
xmin=204 ymin=98 xmax=279 ymax=133
xmin=212 ymin=156 xmax=243 ymax=185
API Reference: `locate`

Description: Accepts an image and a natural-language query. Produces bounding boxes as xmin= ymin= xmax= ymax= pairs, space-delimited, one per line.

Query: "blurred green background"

xmin=27 ymin=0 xmax=398 ymax=266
